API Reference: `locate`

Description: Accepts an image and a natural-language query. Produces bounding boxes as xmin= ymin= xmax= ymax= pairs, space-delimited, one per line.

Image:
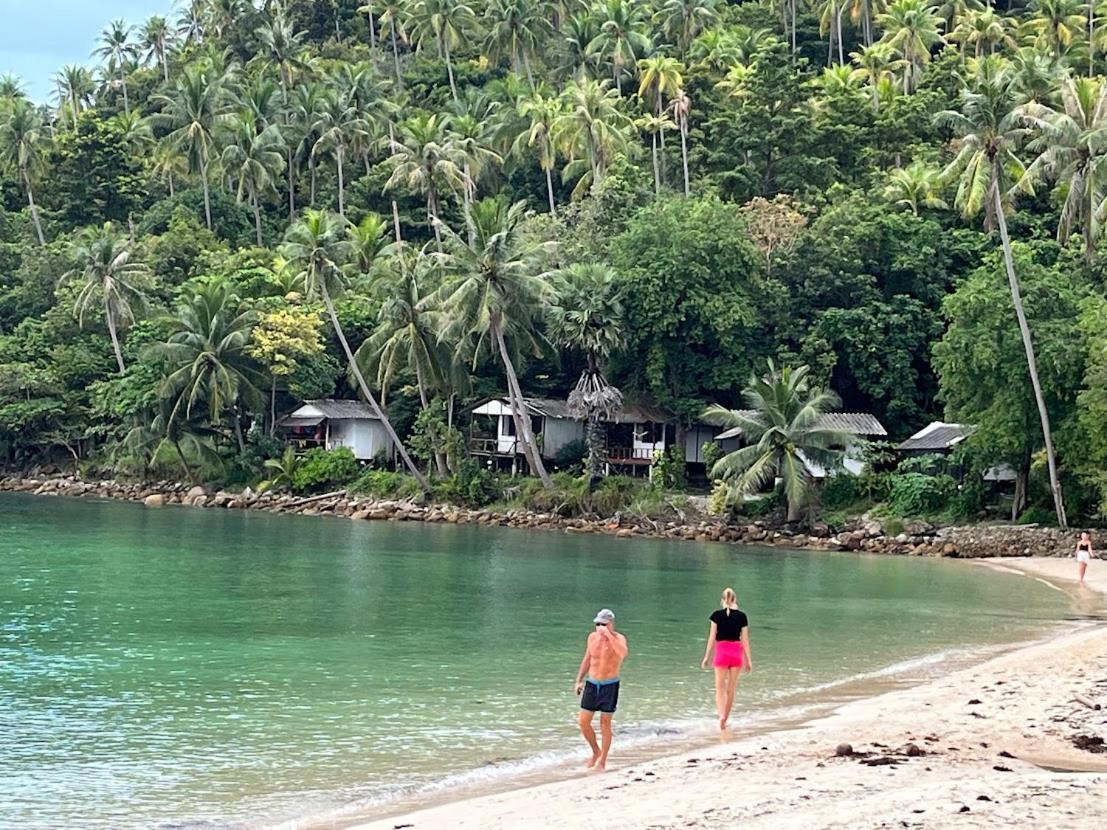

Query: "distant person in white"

xmin=1075 ymin=531 xmax=1096 ymax=584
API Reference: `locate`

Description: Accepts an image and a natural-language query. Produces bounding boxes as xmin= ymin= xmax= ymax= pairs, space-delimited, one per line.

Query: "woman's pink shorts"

xmin=713 ymin=640 xmax=745 ymax=668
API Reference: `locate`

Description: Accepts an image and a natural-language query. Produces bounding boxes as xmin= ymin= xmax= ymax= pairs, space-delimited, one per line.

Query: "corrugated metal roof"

xmin=296 ymin=399 xmax=380 ymax=420
xmin=471 ymin=396 xmax=673 ymax=424
xmin=715 ymin=411 xmax=887 ymax=441
xmin=897 ymin=422 xmax=969 ymax=451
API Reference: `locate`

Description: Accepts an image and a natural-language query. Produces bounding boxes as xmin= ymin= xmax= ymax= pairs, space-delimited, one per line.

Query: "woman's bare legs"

xmin=722 ymin=667 xmax=740 ymax=728
xmin=713 ymin=667 xmax=728 ymax=730
xmin=1079 ymin=561 xmax=1088 ymax=583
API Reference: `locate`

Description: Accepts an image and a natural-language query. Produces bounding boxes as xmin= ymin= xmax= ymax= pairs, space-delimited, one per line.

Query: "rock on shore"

xmin=0 ymin=473 xmax=1079 ymax=558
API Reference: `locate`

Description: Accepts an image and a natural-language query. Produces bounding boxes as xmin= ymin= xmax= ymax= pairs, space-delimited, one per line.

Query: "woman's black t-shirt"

xmin=710 ymin=608 xmax=749 ymax=641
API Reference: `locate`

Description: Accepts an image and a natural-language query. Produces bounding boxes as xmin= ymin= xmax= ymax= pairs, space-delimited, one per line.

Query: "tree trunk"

xmin=310 ymin=155 xmax=318 ymax=206
xmin=173 ymin=440 xmax=196 ymax=485
xmin=336 ymin=145 xmax=346 ymax=217
xmin=650 ymin=131 xmax=660 ymax=197
xmin=443 ymin=37 xmax=459 ymax=101
xmin=392 ymin=199 xmax=403 ymax=242
xmin=545 ymin=165 xmax=557 ymax=215
xmin=416 ymin=363 xmax=449 ymax=477
xmin=428 ymin=185 xmax=442 ymax=247
xmin=464 ymin=160 xmax=475 ymax=246
xmin=1011 ymin=456 xmax=1029 ymax=521
xmin=120 ymin=70 xmax=130 ymax=114
xmin=992 ymin=181 xmax=1067 ymax=528
xmin=269 ymin=376 xmax=277 ymax=436
xmin=104 ymin=294 xmax=126 ymax=373
xmin=321 ymin=284 xmax=430 ymax=491
xmin=391 ymin=26 xmax=402 ymax=86
xmin=234 ymin=412 xmax=246 ymax=453
xmin=23 ymin=171 xmax=45 ymax=246
xmin=586 ymin=408 xmax=605 ymax=482
xmin=493 ymin=320 xmax=553 ymax=488
xmin=201 ymin=163 xmax=213 ymax=230
xmin=367 ymin=3 xmax=377 ymax=49
xmin=287 ymin=147 xmax=296 ymax=221
xmin=679 ymin=118 xmax=690 ymax=197
xmin=786 ymin=494 xmax=802 ymax=523
xmin=252 ymin=189 xmax=263 ymax=246
xmin=837 ymin=7 xmax=845 ymax=66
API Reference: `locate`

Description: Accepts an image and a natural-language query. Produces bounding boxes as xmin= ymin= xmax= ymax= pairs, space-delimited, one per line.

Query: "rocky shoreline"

xmin=0 ymin=474 xmax=1080 ymax=559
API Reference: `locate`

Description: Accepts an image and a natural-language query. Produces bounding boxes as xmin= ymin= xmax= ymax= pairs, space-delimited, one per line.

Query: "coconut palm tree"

xmin=636 ymin=111 xmax=676 ymax=196
xmin=551 ymin=77 xmax=633 ymax=198
xmin=849 ymin=42 xmax=897 ymax=110
xmin=637 ymin=54 xmax=683 ymax=187
xmin=139 ymin=15 xmax=174 ymax=83
xmin=221 ymin=115 xmax=287 ymax=245
xmin=514 ymin=90 xmax=564 ymax=213
xmin=1020 ymin=75 xmax=1107 ymax=258
xmin=149 ymin=65 xmax=230 ymax=230
xmin=669 ymin=88 xmax=693 ymax=196
xmin=848 ymin=0 xmax=887 ymax=45
xmin=54 ymin=65 xmax=95 ymax=130
xmin=94 ymin=19 xmax=138 ymax=113
xmin=356 ymin=244 xmax=455 ymax=475
xmin=878 ymin=0 xmax=945 ymax=93
xmin=561 ymin=11 xmax=603 ymax=77
xmin=947 ymin=9 xmax=1017 ymax=60
xmin=928 ymin=0 xmax=984 ymax=33
xmin=451 ymin=113 xmax=503 ymax=233
xmin=385 ymin=112 xmax=469 ymax=243
xmin=702 ymin=363 xmax=852 ymax=524
xmin=818 ymin=0 xmax=851 ymax=66
xmin=935 ymin=58 xmax=1067 ymax=527
xmin=0 ymin=74 xmax=26 ymax=100
xmin=404 ymin=0 xmax=477 ymax=101
xmin=311 ymin=87 xmax=371 ymax=218
xmin=0 ymin=97 xmax=49 ymax=245
xmin=435 ymin=197 xmax=555 ymax=487
xmin=281 ymin=209 xmax=430 ymax=489
xmin=378 ymin=1 xmax=409 ymax=86
xmin=883 ymin=161 xmax=949 ymax=213
xmin=151 ymin=281 xmax=265 ymax=453
xmin=1024 ymin=0 xmax=1085 ymax=59
xmin=549 ymin=263 xmax=626 ymax=482
xmin=588 ymin=0 xmax=653 ymax=95
xmin=175 ymin=0 xmax=206 ymax=45
xmin=658 ymin=0 xmax=719 ymax=56
xmin=60 ymin=224 xmax=149 ymax=374
xmin=484 ymin=0 xmax=550 ymax=85
xmin=348 ymin=212 xmax=392 ymax=275
xmin=290 ymin=81 xmax=327 ymax=208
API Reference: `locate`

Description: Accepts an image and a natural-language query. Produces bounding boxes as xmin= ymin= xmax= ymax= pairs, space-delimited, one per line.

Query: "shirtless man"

xmin=573 ymin=608 xmax=629 ymax=771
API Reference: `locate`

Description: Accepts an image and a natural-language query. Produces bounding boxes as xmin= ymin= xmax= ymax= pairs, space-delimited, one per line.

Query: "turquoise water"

xmin=0 ymin=493 xmax=1072 ymax=828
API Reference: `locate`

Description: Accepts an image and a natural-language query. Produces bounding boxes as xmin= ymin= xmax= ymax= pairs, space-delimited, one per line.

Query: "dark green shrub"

xmin=350 ymin=468 xmax=421 ymax=499
xmin=887 ymin=472 xmax=956 ymax=516
xmin=553 ymin=439 xmax=586 ymax=469
xmin=821 ymin=473 xmax=859 ymax=509
xmin=1016 ymin=505 xmax=1056 ymax=526
xmin=587 ymin=475 xmax=643 ymax=515
xmin=433 ymin=459 xmax=502 ymax=507
xmin=291 ymin=447 xmax=359 ymax=492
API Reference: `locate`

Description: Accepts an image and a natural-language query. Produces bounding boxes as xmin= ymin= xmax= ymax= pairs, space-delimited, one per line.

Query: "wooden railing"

xmin=468 ymin=437 xmax=519 ymax=456
xmin=606 ymin=446 xmax=656 ymax=463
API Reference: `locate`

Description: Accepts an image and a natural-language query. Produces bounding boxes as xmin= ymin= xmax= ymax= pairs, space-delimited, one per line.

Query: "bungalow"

xmin=897 ymin=421 xmax=1014 ymax=483
xmin=467 ymin=396 xmax=674 ymax=472
xmin=280 ymin=399 xmax=392 ymax=461
xmin=711 ymin=412 xmax=888 ymax=477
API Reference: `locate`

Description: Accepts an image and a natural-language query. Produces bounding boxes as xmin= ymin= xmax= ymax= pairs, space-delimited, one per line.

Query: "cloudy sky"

xmin=1 ymin=1 xmax=172 ymax=100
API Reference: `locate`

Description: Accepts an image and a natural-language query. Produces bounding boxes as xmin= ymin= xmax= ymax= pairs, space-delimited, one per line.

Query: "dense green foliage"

xmin=2 ymin=0 xmax=1107 ymax=522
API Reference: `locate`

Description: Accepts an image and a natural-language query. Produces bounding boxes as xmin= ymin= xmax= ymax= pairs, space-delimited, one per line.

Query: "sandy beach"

xmin=345 ymin=557 xmax=1107 ymax=830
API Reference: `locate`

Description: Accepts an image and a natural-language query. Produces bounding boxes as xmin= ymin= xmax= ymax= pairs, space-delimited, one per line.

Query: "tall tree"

xmin=436 ymin=197 xmax=555 ymax=487
xmin=0 ymin=97 xmax=49 ymax=245
xmin=405 ymin=0 xmax=478 ymax=101
xmin=658 ymin=0 xmax=719 ymax=56
xmin=514 ymin=90 xmax=564 ymax=214
xmin=281 ymin=210 xmax=430 ymax=489
xmin=551 ymin=77 xmax=633 ymax=198
xmin=149 ymin=65 xmax=229 ymax=230
xmin=484 ymin=0 xmax=550 ymax=85
xmin=702 ymin=363 xmax=852 ymax=524
xmin=385 ymin=112 xmax=469 ymax=243
xmin=549 ymin=263 xmax=626 ymax=482
xmin=60 ymin=223 xmax=149 ymax=373
xmin=139 ymin=15 xmax=173 ymax=83
xmin=878 ymin=0 xmax=945 ymax=93
xmin=221 ymin=115 xmax=287 ymax=245
xmin=588 ymin=0 xmax=653 ymax=95
xmin=54 ymin=65 xmax=95 ymax=130
xmin=936 ymin=58 xmax=1068 ymax=526
xmin=311 ymin=86 xmax=371 ymax=218
xmin=94 ymin=19 xmax=137 ymax=113
xmin=637 ymin=54 xmax=683 ymax=189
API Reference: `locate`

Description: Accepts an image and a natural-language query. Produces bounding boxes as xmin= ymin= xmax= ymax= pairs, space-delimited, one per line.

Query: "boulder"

xmin=144 ymin=494 xmax=165 ymax=507
xmin=186 ymin=485 xmax=207 ymax=500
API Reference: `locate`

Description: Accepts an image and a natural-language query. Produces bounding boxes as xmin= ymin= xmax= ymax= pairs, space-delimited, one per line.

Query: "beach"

xmin=346 ymin=558 xmax=1107 ymax=830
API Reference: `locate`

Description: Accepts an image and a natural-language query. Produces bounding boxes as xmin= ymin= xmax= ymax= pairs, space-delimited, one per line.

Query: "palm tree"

xmin=702 ymin=363 xmax=852 ymax=524
xmin=878 ymin=0 xmax=945 ymax=93
xmin=290 ymin=81 xmax=326 ymax=208
xmin=552 ymin=77 xmax=633 ymax=198
xmin=356 ymin=244 xmax=454 ymax=475
xmin=175 ymin=0 xmax=205 ymax=45
xmin=385 ymin=112 xmax=469 ymax=243
xmin=0 ymin=74 xmax=26 ymax=99
xmin=149 ymin=65 xmax=230 ymax=230
xmin=658 ymin=0 xmax=719 ymax=56
xmin=849 ymin=0 xmax=887 ymax=45
xmin=281 ymin=209 xmax=430 ymax=489
xmin=849 ymin=42 xmax=897 ymax=110
xmin=561 ymin=12 xmax=602 ymax=77
xmin=947 ymin=9 xmax=1017 ymax=60
xmin=514 ymin=90 xmax=564 ymax=214
xmin=139 ymin=15 xmax=173 ymax=83
xmin=60 ymin=224 xmax=150 ymax=373
xmin=588 ymin=0 xmax=653 ymax=95
xmin=94 ymin=19 xmax=137 ymax=113
xmin=405 ymin=0 xmax=477 ymax=101
xmin=435 ymin=197 xmax=555 ymax=487
xmin=549 ymin=263 xmax=626 ymax=482
xmin=0 ymin=97 xmax=49 ymax=245
xmin=636 ymin=112 xmax=676 ymax=196
xmin=54 ymin=65 xmax=95 ymax=130
xmin=484 ymin=0 xmax=550 ymax=85
xmin=221 ymin=115 xmax=287 ymax=245
xmin=928 ymin=0 xmax=984 ymax=33
xmin=670 ymin=88 xmax=693 ymax=196
xmin=451 ymin=113 xmax=502 ymax=234
xmin=1024 ymin=0 xmax=1085 ymax=59
xmin=935 ymin=58 xmax=1067 ymax=527
xmin=883 ymin=161 xmax=949 ymax=214
xmin=1020 ymin=75 xmax=1107 ymax=258
xmin=637 ymin=54 xmax=683 ymax=188
xmin=311 ymin=87 xmax=371 ymax=218
xmin=348 ymin=213 xmax=392 ymax=274
xmin=379 ymin=1 xmax=409 ymax=85
xmin=151 ymin=281 xmax=265 ymax=453
xmin=818 ymin=0 xmax=850 ymax=66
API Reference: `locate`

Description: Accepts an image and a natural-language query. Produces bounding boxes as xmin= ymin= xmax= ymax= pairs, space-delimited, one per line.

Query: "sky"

xmin=0 ymin=1 xmax=173 ymax=101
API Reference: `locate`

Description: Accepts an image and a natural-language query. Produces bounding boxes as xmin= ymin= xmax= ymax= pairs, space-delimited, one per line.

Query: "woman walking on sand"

xmin=1076 ymin=531 xmax=1096 ymax=584
xmin=701 ymin=587 xmax=752 ymax=731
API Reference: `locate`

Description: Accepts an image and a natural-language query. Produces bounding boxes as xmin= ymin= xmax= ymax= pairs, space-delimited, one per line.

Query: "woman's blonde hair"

xmin=721 ymin=587 xmax=738 ymax=615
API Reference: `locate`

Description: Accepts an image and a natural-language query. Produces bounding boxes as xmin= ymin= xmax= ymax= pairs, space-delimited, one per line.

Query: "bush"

xmin=887 ymin=472 xmax=957 ymax=516
xmin=291 ymin=447 xmax=359 ymax=492
xmin=349 ymin=468 xmax=421 ymax=500
xmin=553 ymin=438 xmax=586 ymax=469
xmin=433 ymin=459 xmax=503 ymax=507
xmin=1016 ymin=505 xmax=1056 ymax=526
xmin=821 ymin=473 xmax=859 ymax=509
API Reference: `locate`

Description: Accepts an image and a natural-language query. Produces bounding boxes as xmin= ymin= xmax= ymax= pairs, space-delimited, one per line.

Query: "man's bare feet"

xmin=586 ymin=752 xmax=601 ymax=769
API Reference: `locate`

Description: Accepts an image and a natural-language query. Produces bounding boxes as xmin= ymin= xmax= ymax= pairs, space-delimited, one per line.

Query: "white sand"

xmin=338 ymin=557 xmax=1107 ymax=830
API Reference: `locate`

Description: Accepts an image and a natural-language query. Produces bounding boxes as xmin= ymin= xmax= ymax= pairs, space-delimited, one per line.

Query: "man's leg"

xmin=579 ymin=709 xmax=600 ymax=767
xmin=596 ymin=713 xmax=614 ymax=770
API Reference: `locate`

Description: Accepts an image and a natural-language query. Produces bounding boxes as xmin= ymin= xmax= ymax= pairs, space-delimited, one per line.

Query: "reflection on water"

xmin=0 ymin=493 xmax=1071 ymax=828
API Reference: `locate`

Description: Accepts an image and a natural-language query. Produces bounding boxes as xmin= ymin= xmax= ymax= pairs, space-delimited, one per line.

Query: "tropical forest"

xmin=1 ymin=0 xmax=1106 ymax=529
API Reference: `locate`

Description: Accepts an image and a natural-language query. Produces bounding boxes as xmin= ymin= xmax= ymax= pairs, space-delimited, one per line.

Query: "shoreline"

xmin=311 ymin=559 xmax=1107 ymax=830
xmin=0 ymin=474 xmax=1084 ymax=559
